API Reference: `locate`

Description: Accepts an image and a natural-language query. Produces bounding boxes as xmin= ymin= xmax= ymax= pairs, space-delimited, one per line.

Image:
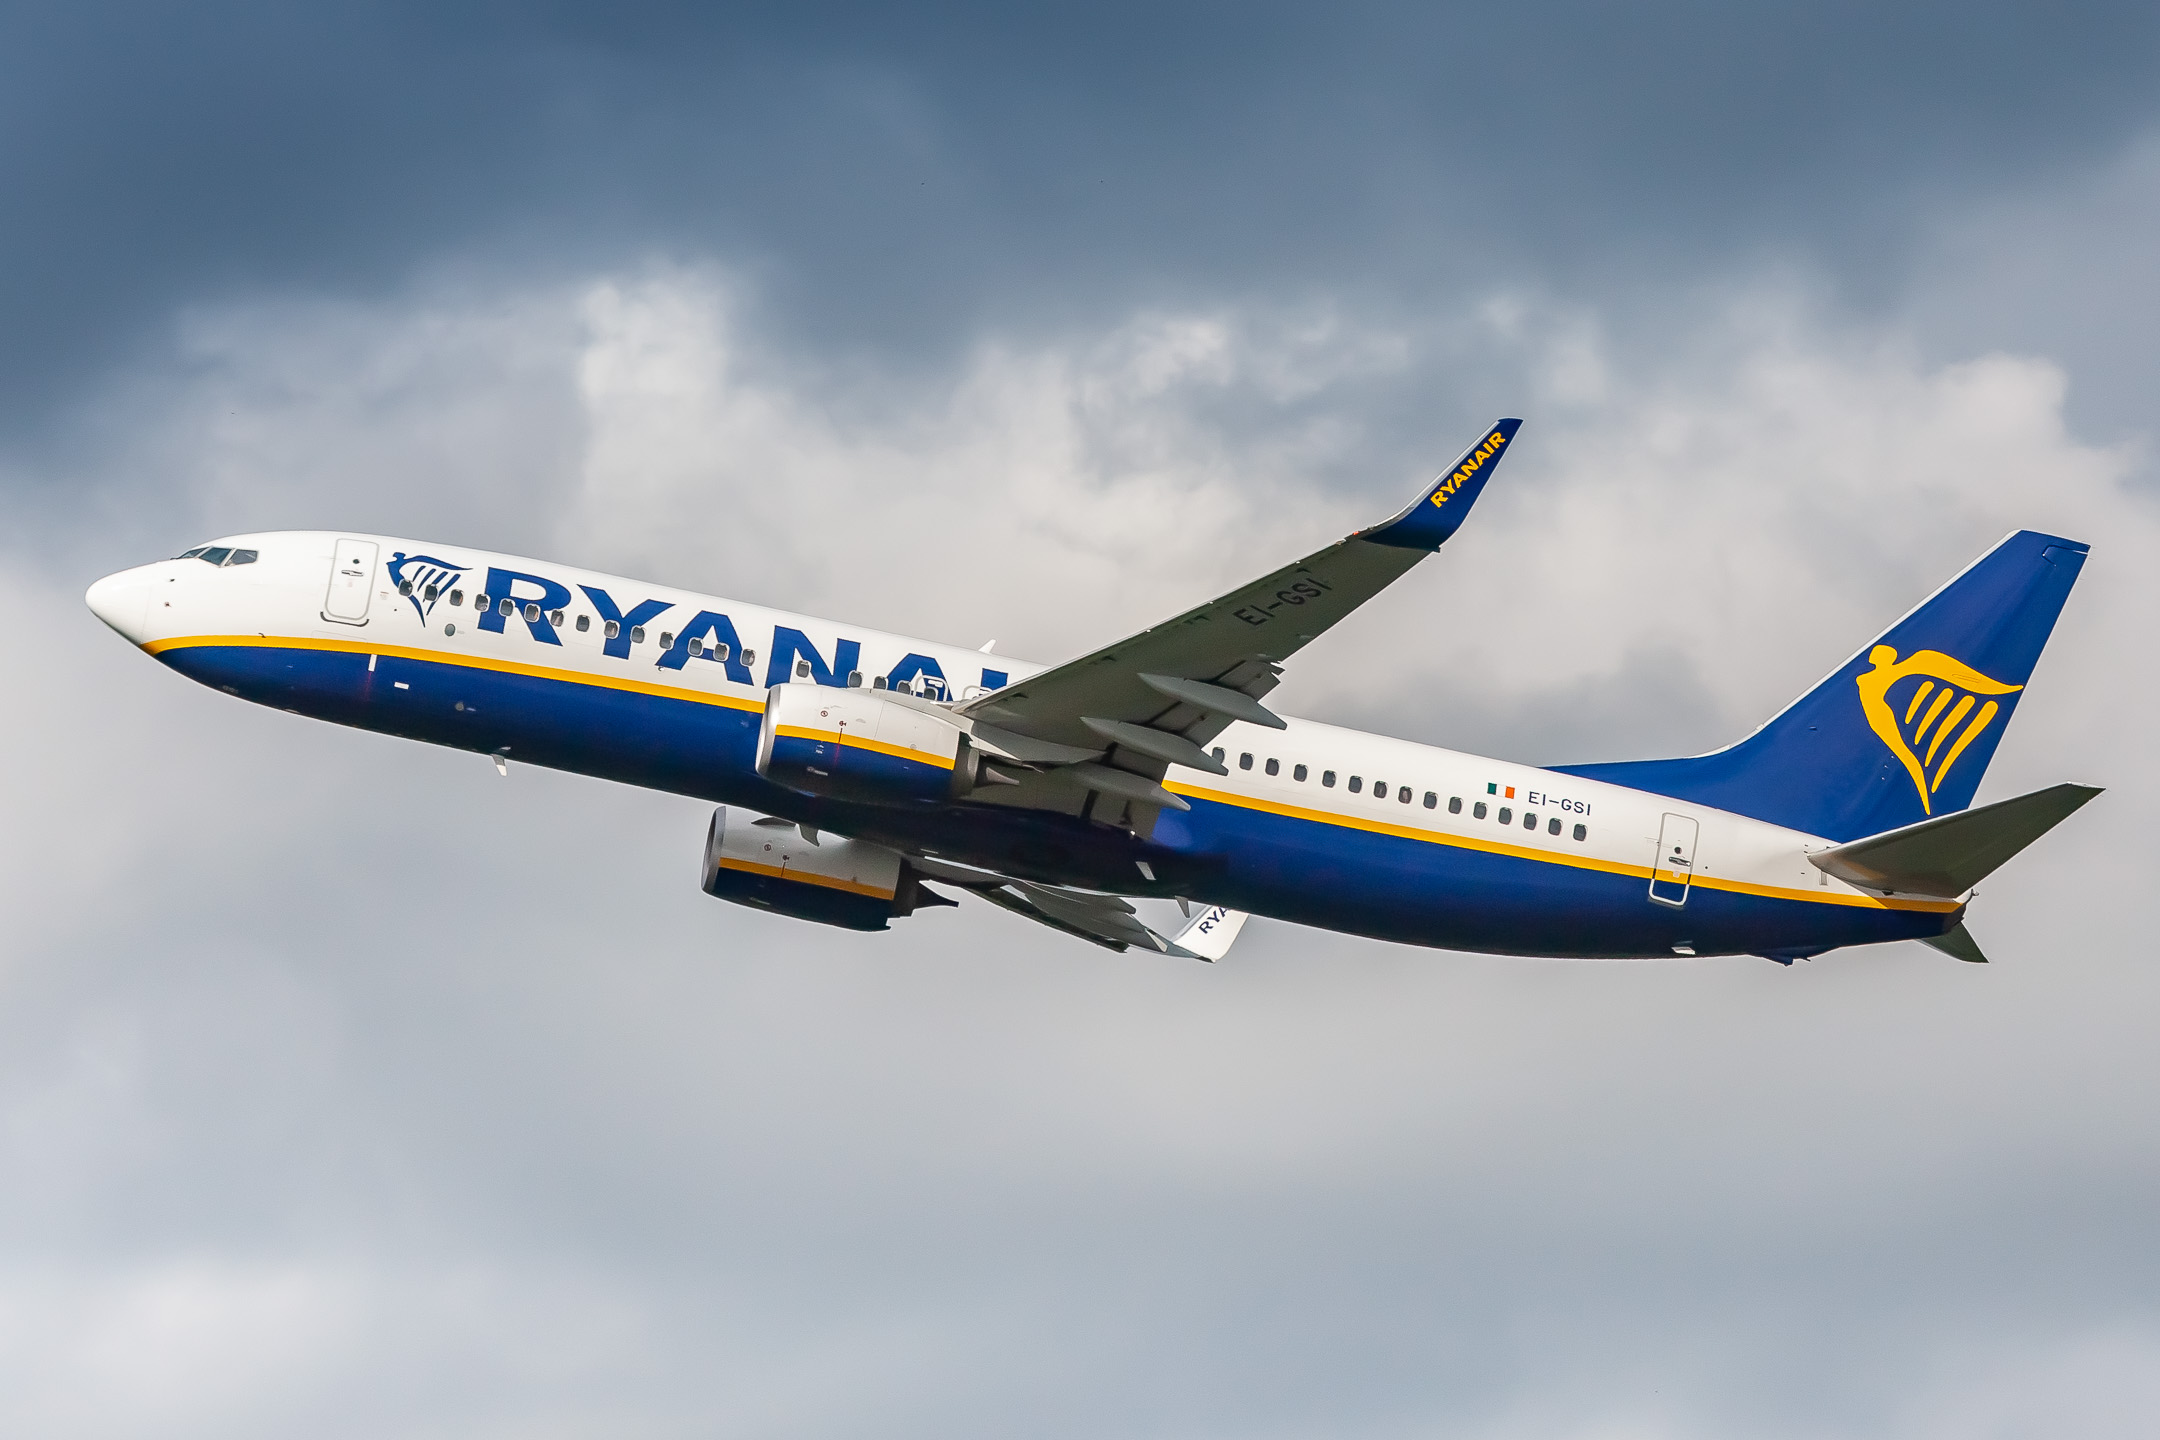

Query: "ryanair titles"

xmin=1430 ymin=429 xmax=1510 ymax=509
xmin=392 ymin=555 xmax=1008 ymax=698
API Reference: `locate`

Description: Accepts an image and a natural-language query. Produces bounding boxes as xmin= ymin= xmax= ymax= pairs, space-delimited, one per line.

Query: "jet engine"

xmin=756 ymin=683 xmax=1001 ymax=804
xmin=699 ymin=806 xmax=954 ymax=932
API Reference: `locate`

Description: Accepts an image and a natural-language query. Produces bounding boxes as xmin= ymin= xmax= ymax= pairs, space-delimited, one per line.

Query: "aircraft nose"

xmin=85 ymin=566 xmax=154 ymax=644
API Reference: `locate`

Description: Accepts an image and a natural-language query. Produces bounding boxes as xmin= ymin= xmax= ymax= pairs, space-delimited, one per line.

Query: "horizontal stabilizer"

xmin=1920 ymin=923 xmax=1989 ymax=964
xmin=1810 ymin=782 xmax=2101 ymax=898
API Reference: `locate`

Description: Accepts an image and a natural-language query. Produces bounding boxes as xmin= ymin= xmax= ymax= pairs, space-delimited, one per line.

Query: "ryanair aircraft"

xmin=85 ymin=421 xmax=2097 ymax=964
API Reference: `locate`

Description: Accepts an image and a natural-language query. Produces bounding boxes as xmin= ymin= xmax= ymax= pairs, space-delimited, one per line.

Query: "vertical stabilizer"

xmin=1554 ymin=531 xmax=2088 ymax=841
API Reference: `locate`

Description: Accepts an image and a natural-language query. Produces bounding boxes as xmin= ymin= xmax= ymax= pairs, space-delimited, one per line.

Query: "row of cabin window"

xmin=402 ymin=581 xmax=947 ymax=694
xmin=402 ymin=585 xmax=742 ymax=656
xmin=1210 ymin=747 xmax=1590 ymax=842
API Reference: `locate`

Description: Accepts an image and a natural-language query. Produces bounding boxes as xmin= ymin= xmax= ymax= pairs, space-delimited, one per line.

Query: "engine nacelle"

xmin=756 ymin=683 xmax=974 ymax=804
xmin=700 ymin=807 xmax=951 ymax=932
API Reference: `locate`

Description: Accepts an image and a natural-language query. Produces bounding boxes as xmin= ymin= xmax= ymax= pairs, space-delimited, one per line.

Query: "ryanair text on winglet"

xmin=1431 ymin=430 xmax=1510 ymax=508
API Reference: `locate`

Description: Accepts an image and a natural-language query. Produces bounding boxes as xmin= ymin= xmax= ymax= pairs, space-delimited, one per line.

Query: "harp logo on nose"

xmin=1856 ymin=646 xmax=2023 ymax=814
xmin=386 ymin=552 xmax=470 ymax=622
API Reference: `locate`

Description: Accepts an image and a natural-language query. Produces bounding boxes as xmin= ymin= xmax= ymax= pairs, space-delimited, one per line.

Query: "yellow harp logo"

xmin=1856 ymin=646 xmax=2022 ymax=814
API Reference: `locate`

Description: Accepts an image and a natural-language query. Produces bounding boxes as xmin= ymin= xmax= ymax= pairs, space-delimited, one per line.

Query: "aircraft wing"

xmin=954 ymin=419 xmax=1519 ymax=821
xmin=908 ymin=853 xmax=1226 ymax=957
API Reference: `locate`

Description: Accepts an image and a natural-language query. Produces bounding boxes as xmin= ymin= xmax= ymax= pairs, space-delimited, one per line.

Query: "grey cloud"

xmin=7 ymin=2 xmax=2160 ymax=434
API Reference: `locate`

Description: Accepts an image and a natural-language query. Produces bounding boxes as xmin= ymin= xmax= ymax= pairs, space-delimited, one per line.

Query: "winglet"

xmin=1359 ymin=418 xmax=1522 ymax=551
xmin=1171 ymin=904 xmax=1250 ymax=962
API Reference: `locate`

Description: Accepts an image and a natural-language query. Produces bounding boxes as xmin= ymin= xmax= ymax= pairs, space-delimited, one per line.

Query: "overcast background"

xmin=4 ymin=4 xmax=2158 ymax=1437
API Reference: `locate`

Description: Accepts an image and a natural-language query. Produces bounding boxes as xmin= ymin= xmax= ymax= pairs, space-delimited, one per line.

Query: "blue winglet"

xmin=1359 ymin=418 xmax=1522 ymax=551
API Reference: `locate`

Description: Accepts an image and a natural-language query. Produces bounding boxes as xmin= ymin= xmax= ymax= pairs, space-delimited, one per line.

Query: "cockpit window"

xmin=173 ymin=544 xmax=261 ymax=566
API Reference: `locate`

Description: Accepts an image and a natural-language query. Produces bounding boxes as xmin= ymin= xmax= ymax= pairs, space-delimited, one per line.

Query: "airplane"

xmin=83 ymin=420 xmax=2098 ymax=965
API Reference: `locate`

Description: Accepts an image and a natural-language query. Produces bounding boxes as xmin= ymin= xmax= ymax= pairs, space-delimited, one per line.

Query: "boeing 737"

xmin=84 ymin=421 xmax=2097 ymax=963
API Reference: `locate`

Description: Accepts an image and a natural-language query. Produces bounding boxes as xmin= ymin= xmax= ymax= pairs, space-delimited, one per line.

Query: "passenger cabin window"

xmin=1322 ymin=771 xmax=1337 ymax=787
xmin=1212 ymin=747 xmax=1225 ymax=763
xmin=688 ymin=638 xmax=705 ymax=657
xmin=449 ymin=589 xmax=464 ymax=606
xmin=575 ymin=614 xmax=589 ymax=632
xmin=424 ymin=584 xmax=440 ymax=602
xmin=499 ymin=598 xmax=514 ymax=616
xmin=712 ymin=643 xmax=730 ymax=661
xmin=795 ymin=659 xmax=812 ymax=679
xmin=1473 ymin=801 xmax=1487 ymax=819
xmin=1448 ymin=796 xmax=1462 ymax=814
xmin=1548 ymin=817 xmax=1562 ymax=835
xmin=1348 ymin=776 xmax=1363 ymax=794
xmin=1573 ymin=823 xmax=1587 ymax=841
xmin=1264 ymin=758 xmax=1279 ymax=776
xmin=475 ymin=593 xmax=490 ymax=609
xmin=398 ymin=581 xmax=414 ymax=596
xmin=848 ymin=670 xmax=864 ymax=687
xmin=659 ymin=631 xmax=674 ymax=648
xmin=1423 ymin=791 xmax=1437 ymax=808
xmin=1239 ymin=753 xmax=1253 ymax=770
xmin=629 ymin=625 xmax=645 ymax=644
xmin=604 ymin=619 xmax=620 ymax=639
xmin=549 ymin=609 xmax=564 ymax=626
xmin=1400 ymin=788 xmax=1413 ymax=804
xmin=1524 ymin=812 xmax=1538 ymax=830
xmin=1498 ymin=807 xmax=1512 ymax=824
xmin=1293 ymin=764 xmax=1308 ymax=782
xmin=524 ymin=603 xmax=540 ymax=622
xmin=873 ymin=675 xmax=888 ymax=689
xmin=1372 ymin=782 xmax=1386 ymax=799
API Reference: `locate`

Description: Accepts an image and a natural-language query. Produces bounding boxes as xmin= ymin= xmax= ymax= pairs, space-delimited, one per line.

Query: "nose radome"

xmin=85 ymin=566 xmax=154 ymax=644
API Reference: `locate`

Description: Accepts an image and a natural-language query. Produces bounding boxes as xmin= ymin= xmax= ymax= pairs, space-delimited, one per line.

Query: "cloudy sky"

xmin=5 ymin=4 xmax=2158 ymax=1436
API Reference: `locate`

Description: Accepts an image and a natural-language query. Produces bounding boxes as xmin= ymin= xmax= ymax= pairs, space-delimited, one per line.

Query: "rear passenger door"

xmin=323 ymin=538 xmax=378 ymax=625
xmin=1648 ymin=812 xmax=1699 ymax=907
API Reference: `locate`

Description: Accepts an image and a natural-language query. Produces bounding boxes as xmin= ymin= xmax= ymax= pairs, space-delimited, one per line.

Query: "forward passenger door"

xmin=323 ymin=538 xmax=378 ymax=625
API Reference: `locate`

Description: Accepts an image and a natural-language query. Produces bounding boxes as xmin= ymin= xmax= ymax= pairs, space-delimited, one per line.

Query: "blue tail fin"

xmin=1552 ymin=531 xmax=2090 ymax=841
